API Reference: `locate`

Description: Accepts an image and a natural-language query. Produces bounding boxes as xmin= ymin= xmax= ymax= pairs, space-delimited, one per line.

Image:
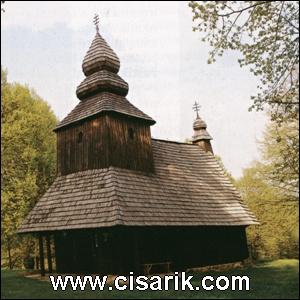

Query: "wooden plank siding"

xmin=56 ymin=113 xmax=154 ymax=176
xmin=53 ymin=226 xmax=249 ymax=274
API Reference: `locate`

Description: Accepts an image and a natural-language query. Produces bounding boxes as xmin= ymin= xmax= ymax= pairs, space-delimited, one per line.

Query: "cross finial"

xmin=93 ymin=14 xmax=99 ymax=33
xmin=193 ymin=101 xmax=201 ymax=118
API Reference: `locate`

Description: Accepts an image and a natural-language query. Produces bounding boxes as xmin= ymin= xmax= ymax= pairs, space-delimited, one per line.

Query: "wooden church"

xmin=18 ymin=17 xmax=258 ymax=275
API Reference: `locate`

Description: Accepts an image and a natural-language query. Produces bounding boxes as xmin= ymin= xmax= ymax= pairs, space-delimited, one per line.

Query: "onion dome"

xmin=192 ymin=116 xmax=212 ymax=141
xmin=193 ymin=118 xmax=207 ymax=130
xmin=77 ymin=31 xmax=128 ymax=101
xmin=82 ymin=32 xmax=120 ymax=76
xmin=55 ymin=15 xmax=155 ymax=130
xmin=192 ymin=102 xmax=212 ymax=142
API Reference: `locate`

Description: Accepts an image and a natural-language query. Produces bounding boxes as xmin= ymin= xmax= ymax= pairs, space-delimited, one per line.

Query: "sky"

xmin=1 ymin=1 xmax=267 ymax=178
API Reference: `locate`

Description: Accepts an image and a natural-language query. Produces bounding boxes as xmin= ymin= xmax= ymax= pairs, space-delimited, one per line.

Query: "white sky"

xmin=1 ymin=1 xmax=267 ymax=178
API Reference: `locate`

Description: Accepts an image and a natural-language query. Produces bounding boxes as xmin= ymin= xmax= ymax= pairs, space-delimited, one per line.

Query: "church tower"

xmin=192 ymin=102 xmax=213 ymax=154
xmin=54 ymin=15 xmax=155 ymax=176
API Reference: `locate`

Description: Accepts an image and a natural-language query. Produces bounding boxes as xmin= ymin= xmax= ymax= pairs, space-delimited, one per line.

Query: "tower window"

xmin=128 ymin=128 xmax=135 ymax=140
xmin=77 ymin=131 xmax=83 ymax=143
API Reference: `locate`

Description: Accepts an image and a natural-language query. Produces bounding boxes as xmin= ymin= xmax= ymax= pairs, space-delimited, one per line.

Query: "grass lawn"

xmin=1 ymin=259 xmax=299 ymax=299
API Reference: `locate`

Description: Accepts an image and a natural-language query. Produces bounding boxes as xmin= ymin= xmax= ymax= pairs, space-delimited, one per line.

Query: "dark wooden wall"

xmin=107 ymin=114 xmax=154 ymax=172
xmin=193 ymin=140 xmax=214 ymax=154
xmin=56 ymin=112 xmax=154 ymax=175
xmin=53 ymin=226 xmax=249 ymax=274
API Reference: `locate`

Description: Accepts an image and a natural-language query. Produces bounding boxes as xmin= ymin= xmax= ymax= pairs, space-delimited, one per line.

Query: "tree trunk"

xmin=7 ymin=238 xmax=13 ymax=270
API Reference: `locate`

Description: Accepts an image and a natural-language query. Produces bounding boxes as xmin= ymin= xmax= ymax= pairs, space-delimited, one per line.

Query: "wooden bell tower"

xmin=54 ymin=15 xmax=155 ymax=176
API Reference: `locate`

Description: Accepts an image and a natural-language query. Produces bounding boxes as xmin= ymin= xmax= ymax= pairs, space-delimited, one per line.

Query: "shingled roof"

xmin=18 ymin=139 xmax=258 ymax=233
xmin=55 ymin=31 xmax=155 ymax=130
xmin=82 ymin=32 xmax=120 ymax=76
xmin=55 ymin=92 xmax=155 ymax=130
xmin=193 ymin=116 xmax=212 ymax=141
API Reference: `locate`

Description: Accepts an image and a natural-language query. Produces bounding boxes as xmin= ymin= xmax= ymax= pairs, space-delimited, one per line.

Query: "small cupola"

xmin=192 ymin=102 xmax=213 ymax=154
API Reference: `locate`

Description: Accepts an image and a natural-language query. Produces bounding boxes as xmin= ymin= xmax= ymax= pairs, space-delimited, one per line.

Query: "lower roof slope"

xmin=18 ymin=140 xmax=258 ymax=233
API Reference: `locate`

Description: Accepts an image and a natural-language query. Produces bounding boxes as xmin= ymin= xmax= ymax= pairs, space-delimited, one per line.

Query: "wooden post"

xmin=118 ymin=231 xmax=123 ymax=274
xmin=46 ymin=235 xmax=53 ymax=273
xmin=35 ymin=256 xmax=39 ymax=270
xmin=133 ymin=230 xmax=140 ymax=275
xmin=38 ymin=235 xmax=45 ymax=277
xmin=35 ymin=239 xmax=39 ymax=269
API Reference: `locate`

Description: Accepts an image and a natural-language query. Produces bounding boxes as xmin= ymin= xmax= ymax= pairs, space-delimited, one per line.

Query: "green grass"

xmin=1 ymin=259 xmax=299 ymax=299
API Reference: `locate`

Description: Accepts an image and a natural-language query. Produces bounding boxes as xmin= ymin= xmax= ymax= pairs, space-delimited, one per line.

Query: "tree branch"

xmin=217 ymin=2 xmax=273 ymax=17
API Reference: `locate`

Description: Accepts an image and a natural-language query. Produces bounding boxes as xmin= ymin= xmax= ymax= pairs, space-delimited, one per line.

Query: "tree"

xmin=259 ymin=118 xmax=299 ymax=198
xmin=1 ymin=67 xmax=58 ymax=269
xmin=189 ymin=1 xmax=299 ymax=124
xmin=236 ymin=162 xmax=298 ymax=260
xmin=190 ymin=1 xmax=299 ymax=205
xmin=235 ymin=117 xmax=299 ymax=260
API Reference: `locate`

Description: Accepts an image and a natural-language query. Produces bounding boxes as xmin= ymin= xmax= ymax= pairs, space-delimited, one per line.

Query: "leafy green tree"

xmin=1 ymin=67 xmax=58 ymax=269
xmin=235 ymin=118 xmax=298 ymax=260
xmin=190 ymin=1 xmax=299 ymax=206
xmin=236 ymin=163 xmax=298 ymax=260
xmin=259 ymin=118 xmax=299 ymax=198
xmin=189 ymin=1 xmax=299 ymax=123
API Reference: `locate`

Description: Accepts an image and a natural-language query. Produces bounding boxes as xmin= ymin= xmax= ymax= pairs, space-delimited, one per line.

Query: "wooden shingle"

xmin=55 ymin=92 xmax=155 ymax=130
xmin=18 ymin=139 xmax=258 ymax=233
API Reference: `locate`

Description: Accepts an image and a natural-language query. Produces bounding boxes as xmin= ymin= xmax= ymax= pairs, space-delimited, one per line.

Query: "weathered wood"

xmin=51 ymin=226 xmax=249 ymax=275
xmin=143 ymin=261 xmax=171 ymax=275
xmin=107 ymin=114 xmax=154 ymax=172
xmin=46 ymin=235 xmax=53 ymax=273
xmin=18 ymin=24 xmax=256 ymax=277
xmin=117 ymin=232 xmax=124 ymax=274
xmin=193 ymin=139 xmax=214 ymax=154
xmin=133 ymin=231 xmax=140 ymax=275
xmin=55 ymin=93 xmax=155 ymax=131
xmin=38 ymin=235 xmax=45 ymax=277
xmin=56 ymin=112 xmax=154 ymax=175
xmin=35 ymin=256 xmax=39 ymax=270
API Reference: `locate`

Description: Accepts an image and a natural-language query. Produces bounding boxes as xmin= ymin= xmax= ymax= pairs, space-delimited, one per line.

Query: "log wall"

xmin=56 ymin=113 xmax=154 ymax=175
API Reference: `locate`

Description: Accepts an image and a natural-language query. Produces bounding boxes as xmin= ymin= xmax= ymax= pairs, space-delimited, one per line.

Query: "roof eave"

xmin=54 ymin=110 xmax=156 ymax=132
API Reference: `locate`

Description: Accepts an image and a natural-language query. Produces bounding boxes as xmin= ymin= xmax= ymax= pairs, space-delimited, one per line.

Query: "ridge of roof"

xmin=151 ymin=138 xmax=196 ymax=146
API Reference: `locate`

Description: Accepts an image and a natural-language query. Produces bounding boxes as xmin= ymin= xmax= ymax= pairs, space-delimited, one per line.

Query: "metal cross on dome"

xmin=193 ymin=101 xmax=201 ymax=118
xmin=93 ymin=14 xmax=100 ymax=33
